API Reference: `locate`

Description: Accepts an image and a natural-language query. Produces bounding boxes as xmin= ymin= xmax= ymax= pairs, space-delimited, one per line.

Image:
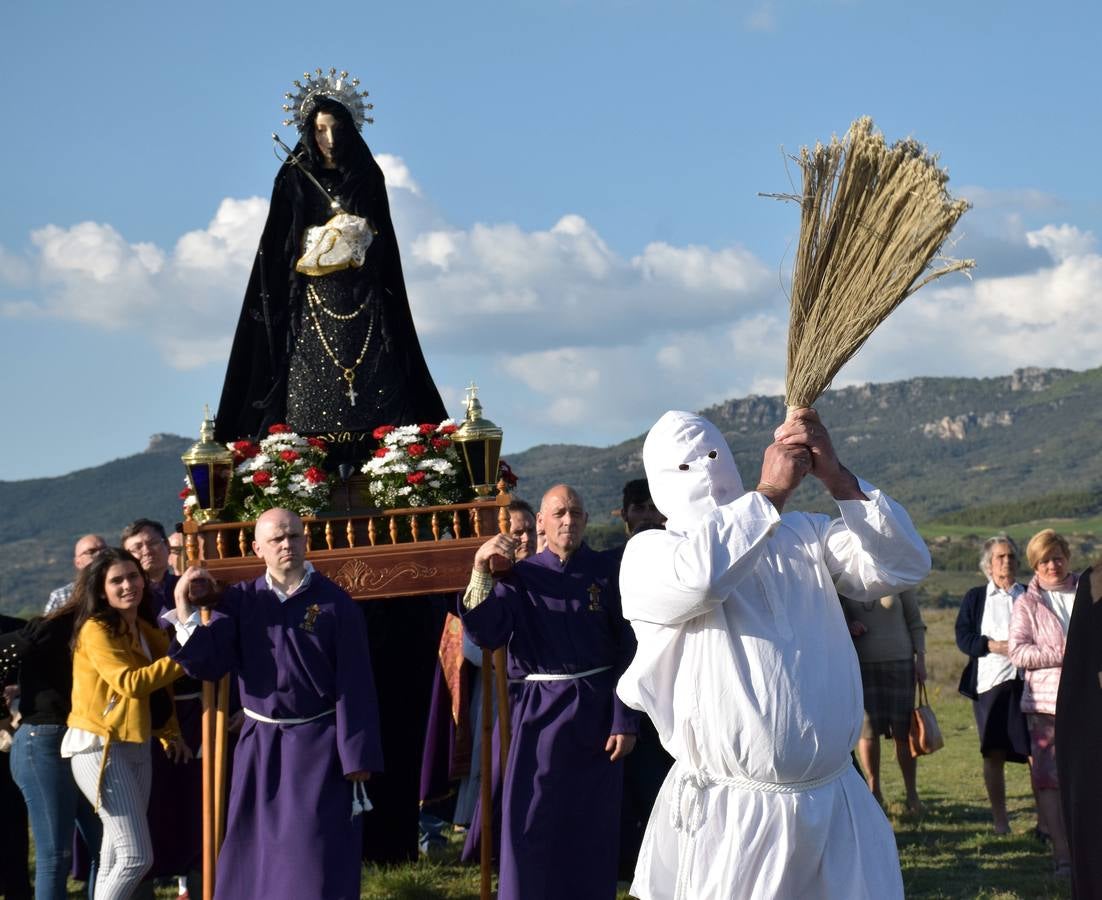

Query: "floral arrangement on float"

xmin=361 ymin=420 xmax=464 ymax=508
xmin=181 ymin=424 xmax=331 ymax=523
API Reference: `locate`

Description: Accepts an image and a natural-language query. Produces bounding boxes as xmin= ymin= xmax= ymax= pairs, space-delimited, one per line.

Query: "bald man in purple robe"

xmin=169 ymin=509 xmax=382 ymax=900
xmin=462 ymin=484 xmax=639 ymax=900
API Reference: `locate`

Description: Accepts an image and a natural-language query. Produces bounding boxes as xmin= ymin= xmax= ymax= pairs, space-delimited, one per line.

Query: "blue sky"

xmin=2 ymin=1 xmax=1100 ymax=480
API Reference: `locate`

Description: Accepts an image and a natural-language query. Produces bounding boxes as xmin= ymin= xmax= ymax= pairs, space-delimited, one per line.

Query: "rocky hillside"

xmin=3 ymin=367 xmax=1100 ymax=615
xmin=506 ymin=366 xmax=1102 ymax=520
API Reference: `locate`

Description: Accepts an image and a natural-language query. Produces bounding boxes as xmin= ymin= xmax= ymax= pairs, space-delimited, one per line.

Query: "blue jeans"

xmin=10 ymin=724 xmax=101 ymax=899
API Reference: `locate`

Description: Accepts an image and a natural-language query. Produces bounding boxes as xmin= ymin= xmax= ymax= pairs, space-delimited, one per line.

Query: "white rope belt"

xmin=243 ymin=707 xmax=335 ymax=725
xmin=242 ymin=707 xmax=371 ymax=819
xmin=524 ymin=665 xmax=612 ymax=682
xmin=173 ymin=692 xmax=202 ymax=701
xmin=670 ymin=760 xmax=851 ymax=900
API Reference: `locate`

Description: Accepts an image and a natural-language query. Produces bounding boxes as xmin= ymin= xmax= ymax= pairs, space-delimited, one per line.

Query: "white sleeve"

xmin=619 ymin=490 xmax=781 ymax=626
xmin=825 ymin=477 xmax=931 ymax=602
xmin=159 ymin=608 xmax=201 ymax=646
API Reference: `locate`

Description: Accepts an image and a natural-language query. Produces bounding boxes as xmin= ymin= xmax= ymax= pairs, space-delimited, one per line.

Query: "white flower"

xmin=263 ymin=486 xmax=281 ymax=496
xmin=387 ymin=425 xmax=420 ymax=443
xmin=237 ymin=454 xmax=272 ymax=474
xmin=184 ymin=495 xmax=198 ymax=508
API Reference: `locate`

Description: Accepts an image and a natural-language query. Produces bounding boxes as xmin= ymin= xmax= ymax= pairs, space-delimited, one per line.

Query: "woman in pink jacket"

xmin=1008 ymin=529 xmax=1077 ymax=878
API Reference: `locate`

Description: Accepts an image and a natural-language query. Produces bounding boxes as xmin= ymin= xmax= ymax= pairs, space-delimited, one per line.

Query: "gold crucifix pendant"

xmin=302 ymin=603 xmax=321 ymax=632
xmin=587 ymin=584 xmax=602 ymax=612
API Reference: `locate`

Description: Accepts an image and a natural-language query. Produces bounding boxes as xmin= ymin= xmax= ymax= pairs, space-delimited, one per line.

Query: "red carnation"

xmin=279 ymin=450 xmax=301 ymax=463
xmin=406 ymin=471 xmax=427 ymax=485
xmin=307 ymin=437 xmax=328 ymax=451
xmin=431 ymin=437 xmax=451 ymax=452
xmin=374 ymin=447 xmax=389 ymax=458
xmin=304 ymin=466 xmax=327 ymax=485
xmin=439 ymin=423 xmax=458 ymax=435
xmin=419 ymin=423 xmax=437 ymax=436
xmin=232 ymin=440 xmax=260 ymax=460
xmin=179 ymin=488 xmax=191 ymax=500
xmin=251 ymin=471 xmax=273 ymax=487
xmin=268 ymin=423 xmax=292 ymax=435
xmin=407 ymin=444 xmax=427 ymax=458
xmin=373 ymin=425 xmax=395 ymax=440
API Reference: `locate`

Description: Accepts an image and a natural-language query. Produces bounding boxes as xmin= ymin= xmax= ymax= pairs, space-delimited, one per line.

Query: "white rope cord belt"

xmin=243 ymin=707 xmax=335 ymax=725
xmin=241 ymin=707 xmax=371 ymax=819
xmin=670 ymin=760 xmax=851 ymax=900
xmin=524 ymin=665 xmax=612 ymax=682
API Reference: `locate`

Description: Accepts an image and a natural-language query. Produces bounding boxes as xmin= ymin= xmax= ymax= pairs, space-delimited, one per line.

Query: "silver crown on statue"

xmin=282 ymin=67 xmax=375 ymax=132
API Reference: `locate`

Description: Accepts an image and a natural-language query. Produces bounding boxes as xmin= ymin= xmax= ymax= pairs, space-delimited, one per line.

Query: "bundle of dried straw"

xmin=768 ymin=117 xmax=974 ymax=409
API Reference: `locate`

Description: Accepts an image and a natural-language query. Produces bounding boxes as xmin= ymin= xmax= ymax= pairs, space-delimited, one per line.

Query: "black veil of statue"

xmin=215 ymin=96 xmax=446 ymax=465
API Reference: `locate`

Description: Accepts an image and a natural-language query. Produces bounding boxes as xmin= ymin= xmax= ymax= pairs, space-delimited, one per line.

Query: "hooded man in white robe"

xmin=616 ymin=408 xmax=931 ymax=900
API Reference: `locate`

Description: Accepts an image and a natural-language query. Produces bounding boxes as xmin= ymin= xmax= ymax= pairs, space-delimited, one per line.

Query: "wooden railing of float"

xmin=182 ymin=494 xmax=514 ymax=900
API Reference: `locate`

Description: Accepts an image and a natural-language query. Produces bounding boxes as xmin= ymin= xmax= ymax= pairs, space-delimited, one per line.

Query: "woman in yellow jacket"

xmin=62 ymin=547 xmax=189 ymax=900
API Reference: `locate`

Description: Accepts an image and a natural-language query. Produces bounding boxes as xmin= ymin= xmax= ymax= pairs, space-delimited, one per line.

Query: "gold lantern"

xmin=452 ymin=383 xmax=504 ymax=499
xmin=181 ymin=406 xmax=236 ymax=519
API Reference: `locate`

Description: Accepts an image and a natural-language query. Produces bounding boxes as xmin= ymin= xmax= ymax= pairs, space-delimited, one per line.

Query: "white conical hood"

xmin=642 ymin=410 xmax=744 ymax=536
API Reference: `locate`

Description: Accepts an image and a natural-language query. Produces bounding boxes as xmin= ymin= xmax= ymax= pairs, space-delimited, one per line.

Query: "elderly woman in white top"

xmin=955 ymin=536 xmax=1031 ymax=834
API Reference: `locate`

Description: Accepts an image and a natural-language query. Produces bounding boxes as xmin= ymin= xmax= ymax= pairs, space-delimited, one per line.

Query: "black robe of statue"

xmin=215 ymin=145 xmax=445 ymax=464
xmin=1056 ymin=565 xmax=1102 ymax=899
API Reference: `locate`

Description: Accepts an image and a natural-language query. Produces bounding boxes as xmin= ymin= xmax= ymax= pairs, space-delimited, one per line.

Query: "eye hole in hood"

xmin=643 ymin=411 xmax=745 ymax=536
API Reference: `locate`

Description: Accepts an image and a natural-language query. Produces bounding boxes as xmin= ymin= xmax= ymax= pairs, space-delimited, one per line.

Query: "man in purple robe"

xmin=462 ymin=484 xmax=639 ymax=900
xmin=169 ymin=508 xmax=382 ymax=900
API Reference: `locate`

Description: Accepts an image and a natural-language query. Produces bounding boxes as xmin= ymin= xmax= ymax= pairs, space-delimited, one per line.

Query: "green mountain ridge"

xmin=3 ymin=366 xmax=1100 ymax=615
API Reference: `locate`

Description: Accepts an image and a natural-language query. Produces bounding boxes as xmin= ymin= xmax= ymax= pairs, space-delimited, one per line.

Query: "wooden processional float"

xmin=180 ymin=391 xmax=514 ymax=900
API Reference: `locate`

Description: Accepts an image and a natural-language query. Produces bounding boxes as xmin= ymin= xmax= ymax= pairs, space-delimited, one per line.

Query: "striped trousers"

xmin=71 ymin=741 xmax=153 ymax=900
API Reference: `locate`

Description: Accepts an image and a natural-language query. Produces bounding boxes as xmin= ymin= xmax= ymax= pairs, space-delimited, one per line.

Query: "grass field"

xmin=55 ymin=610 xmax=1071 ymax=899
xmin=919 ymin=516 xmax=1102 ymax=543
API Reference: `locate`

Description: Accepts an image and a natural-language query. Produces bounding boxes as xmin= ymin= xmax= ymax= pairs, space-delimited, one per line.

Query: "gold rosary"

xmin=306 ymin=283 xmax=374 ymax=407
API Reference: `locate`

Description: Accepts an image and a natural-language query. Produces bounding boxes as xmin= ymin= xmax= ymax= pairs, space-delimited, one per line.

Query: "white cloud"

xmin=3 ymin=150 xmax=1100 ymax=454
xmin=402 ymin=212 xmax=773 ymax=352
xmin=1025 ymin=224 xmax=1096 ymax=262
xmin=376 ymin=153 xmax=421 ymax=196
xmin=956 ymin=186 xmax=1061 ymax=213
xmin=2 ymin=198 xmax=267 ymax=367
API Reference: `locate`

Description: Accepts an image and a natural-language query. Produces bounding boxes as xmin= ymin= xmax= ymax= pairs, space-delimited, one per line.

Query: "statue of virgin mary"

xmin=215 ymin=69 xmax=446 ymax=465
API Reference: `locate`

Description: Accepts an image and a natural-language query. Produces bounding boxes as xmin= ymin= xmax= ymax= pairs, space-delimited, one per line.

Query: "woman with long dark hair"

xmin=62 ymin=547 xmax=188 ymax=900
xmin=215 ymin=71 xmax=446 ymax=466
xmin=1 ymin=578 xmax=104 ymax=898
